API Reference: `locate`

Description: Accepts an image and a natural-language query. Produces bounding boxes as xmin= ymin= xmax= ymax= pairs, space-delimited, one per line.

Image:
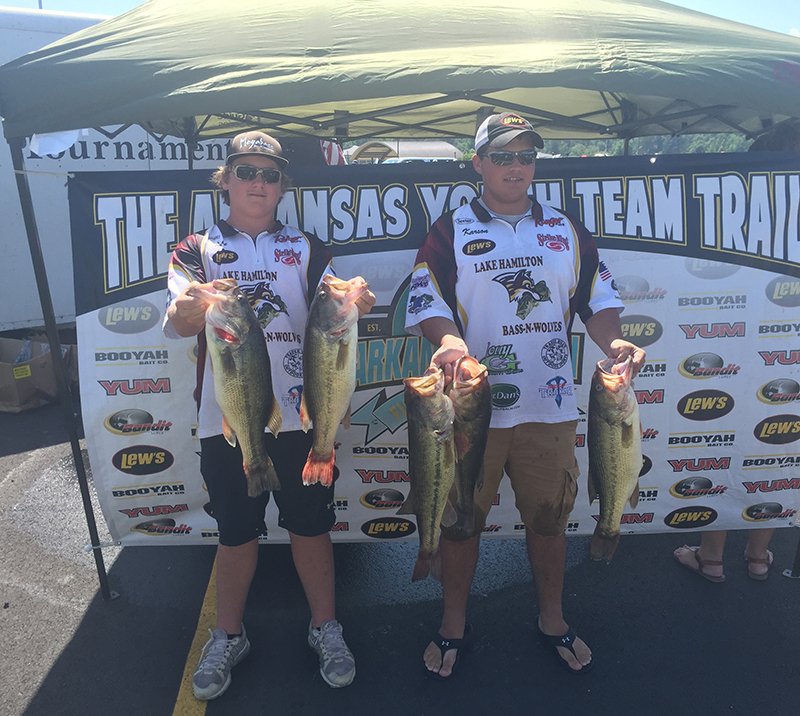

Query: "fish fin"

xmin=335 ymin=340 xmax=350 ymax=371
xmin=590 ymin=525 xmax=621 ymax=562
xmin=628 ymin=480 xmax=640 ymax=509
xmin=298 ymin=394 xmax=312 ymax=432
xmin=222 ymin=416 xmax=237 ymax=448
xmin=267 ymin=398 xmax=282 ymax=435
xmin=244 ymin=456 xmax=281 ymax=496
xmin=396 ymin=493 xmax=415 ymax=515
xmin=302 ymin=450 xmax=335 ymax=487
xmin=341 ymin=405 xmax=352 ymax=430
xmin=441 ymin=501 xmax=458 ymax=528
xmin=586 ymin=469 xmax=598 ymax=505
xmin=411 ymin=555 xmax=431 ymax=582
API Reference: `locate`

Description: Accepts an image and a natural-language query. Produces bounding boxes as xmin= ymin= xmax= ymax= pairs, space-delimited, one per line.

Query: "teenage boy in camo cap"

xmin=405 ymin=112 xmax=644 ymax=679
xmin=164 ymin=130 xmax=374 ymax=700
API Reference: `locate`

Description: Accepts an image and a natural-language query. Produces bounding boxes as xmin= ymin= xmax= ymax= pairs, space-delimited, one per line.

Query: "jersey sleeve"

xmin=162 ymin=232 xmax=206 ymax=338
xmin=304 ymin=231 xmax=334 ymax=305
xmin=567 ymin=216 xmax=623 ymax=324
xmin=404 ymin=213 xmax=461 ymax=336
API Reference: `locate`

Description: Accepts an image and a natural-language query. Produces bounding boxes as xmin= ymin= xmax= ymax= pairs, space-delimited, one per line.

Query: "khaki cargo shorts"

xmin=472 ymin=420 xmax=579 ymax=537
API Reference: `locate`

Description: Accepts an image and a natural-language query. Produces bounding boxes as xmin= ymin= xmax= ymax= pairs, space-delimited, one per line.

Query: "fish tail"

xmin=244 ymin=457 xmax=281 ymax=497
xmin=589 ymin=525 xmax=621 ymax=562
xmin=411 ymin=554 xmax=431 ymax=582
xmin=302 ymin=450 xmax=335 ymax=487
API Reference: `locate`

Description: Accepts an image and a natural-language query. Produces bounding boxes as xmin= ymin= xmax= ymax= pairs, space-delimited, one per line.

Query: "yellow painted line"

xmin=172 ymin=558 xmax=217 ymax=716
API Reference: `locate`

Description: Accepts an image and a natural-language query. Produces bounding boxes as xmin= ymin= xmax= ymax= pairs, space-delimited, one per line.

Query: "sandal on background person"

xmin=673 ymin=545 xmax=726 ymax=583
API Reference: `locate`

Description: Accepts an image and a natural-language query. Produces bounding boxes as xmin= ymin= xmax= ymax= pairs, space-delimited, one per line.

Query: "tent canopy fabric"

xmin=0 ymin=0 xmax=798 ymax=144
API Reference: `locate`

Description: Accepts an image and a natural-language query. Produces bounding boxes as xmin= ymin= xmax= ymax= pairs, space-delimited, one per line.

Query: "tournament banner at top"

xmin=67 ymin=154 xmax=800 ymax=545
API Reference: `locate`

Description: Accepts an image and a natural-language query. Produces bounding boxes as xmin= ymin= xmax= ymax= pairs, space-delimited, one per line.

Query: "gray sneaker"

xmin=192 ymin=625 xmax=251 ymax=700
xmin=307 ymin=619 xmax=356 ymax=688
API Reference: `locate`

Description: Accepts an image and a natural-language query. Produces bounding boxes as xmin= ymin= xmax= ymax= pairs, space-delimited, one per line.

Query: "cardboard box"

xmin=0 ymin=337 xmax=76 ymax=413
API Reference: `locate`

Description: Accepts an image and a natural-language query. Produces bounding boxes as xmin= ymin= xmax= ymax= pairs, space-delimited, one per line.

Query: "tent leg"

xmin=8 ymin=138 xmax=117 ymax=602
xmin=783 ymin=527 xmax=800 ymax=580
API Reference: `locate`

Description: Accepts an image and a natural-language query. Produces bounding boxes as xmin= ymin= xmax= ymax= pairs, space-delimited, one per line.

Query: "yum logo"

xmin=759 ymin=350 xmax=800 ymax=366
xmin=679 ymin=323 xmax=745 ymax=339
xmin=98 ymin=378 xmax=171 ymax=396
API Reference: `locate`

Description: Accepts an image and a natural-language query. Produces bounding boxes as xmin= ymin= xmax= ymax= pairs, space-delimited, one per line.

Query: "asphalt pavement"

xmin=1 ymin=400 xmax=799 ymax=716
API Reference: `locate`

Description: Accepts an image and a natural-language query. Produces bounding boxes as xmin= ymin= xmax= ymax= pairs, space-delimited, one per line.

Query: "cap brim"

xmin=489 ymin=128 xmax=544 ymax=150
xmin=226 ymin=151 xmax=289 ymax=168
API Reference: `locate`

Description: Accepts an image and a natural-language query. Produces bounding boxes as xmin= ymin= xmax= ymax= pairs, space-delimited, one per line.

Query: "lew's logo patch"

xmin=212 ymin=250 xmax=238 ymax=264
xmin=463 ymin=239 xmax=496 ymax=256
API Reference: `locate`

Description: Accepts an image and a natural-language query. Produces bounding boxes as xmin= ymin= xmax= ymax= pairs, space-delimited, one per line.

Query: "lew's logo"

xmin=463 ymin=239 xmax=496 ymax=255
xmin=212 ymin=250 xmax=238 ymax=264
xmin=765 ymin=275 xmax=800 ymax=307
xmin=742 ymin=502 xmax=797 ymax=522
xmin=757 ymin=379 xmax=800 ymax=404
xmin=98 ymin=299 xmax=160 ymax=334
xmin=669 ymin=477 xmax=727 ymax=499
xmin=684 ymin=259 xmax=739 ymax=280
xmin=360 ymin=517 xmax=416 ymax=539
xmin=664 ymin=506 xmax=718 ymax=529
xmin=112 ymin=445 xmax=174 ymax=474
xmin=753 ymin=415 xmax=800 ymax=444
xmin=620 ymin=315 xmax=662 ymax=347
xmin=99 ymin=378 xmax=171 ymax=396
xmin=679 ymin=322 xmax=745 ymax=339
xmin=677 ymin=390 xmax=734 ymax=420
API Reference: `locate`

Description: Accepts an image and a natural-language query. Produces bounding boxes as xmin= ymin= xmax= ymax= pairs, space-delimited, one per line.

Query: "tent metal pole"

xmin=8 ymin=137 xmax=115 ymax=601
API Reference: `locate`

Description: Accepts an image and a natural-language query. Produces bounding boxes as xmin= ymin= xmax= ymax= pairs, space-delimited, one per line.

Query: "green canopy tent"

xmin=0 ymin=0 xmax=799 ymax=598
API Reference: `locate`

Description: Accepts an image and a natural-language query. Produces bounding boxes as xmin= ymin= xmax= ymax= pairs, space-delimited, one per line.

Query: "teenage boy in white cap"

xmin=405 ymin=113 xmax=645 ymax=679
xmin=164 ymin=130 xmax=374 ymax=699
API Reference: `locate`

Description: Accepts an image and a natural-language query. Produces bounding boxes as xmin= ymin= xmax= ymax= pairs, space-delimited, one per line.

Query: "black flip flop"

xmin=538 ymin=625 xmax=594 ymax=675
xmin=424 ymin=623 xmax=472 ymax=681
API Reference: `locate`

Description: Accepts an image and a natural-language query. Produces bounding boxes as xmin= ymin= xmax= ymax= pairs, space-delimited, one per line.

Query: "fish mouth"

xmin=404 ymin=368 xmax=445 ymax=396
xmin=449 ymin=356 xmax=488 ymax=393
xmin=595 ymin=357 xmax=633 ymax=391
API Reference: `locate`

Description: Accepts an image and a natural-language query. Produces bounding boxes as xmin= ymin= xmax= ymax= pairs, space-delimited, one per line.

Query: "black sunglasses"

xmin=231 ymin=164 xmax=282 ymax=184
xmin=482 ymin=150 xmax=538 ymax=166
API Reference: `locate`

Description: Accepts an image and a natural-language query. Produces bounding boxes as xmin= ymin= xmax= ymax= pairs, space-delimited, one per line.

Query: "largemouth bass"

xmin=399 ymin=369 xmax=456 ymax=581
xmin=587 ymin=356 xmax=642 ymax=561
xmin=447 ymin=356 xmax=491 ymax=539
xmin=204 ymin=278 xmax=282 ymax=497
xmin=300 ymin=274 xmax=368 ymax=486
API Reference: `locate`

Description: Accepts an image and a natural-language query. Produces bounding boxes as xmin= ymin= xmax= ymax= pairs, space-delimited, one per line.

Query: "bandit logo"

xmin=759 ymin=350 xmax=800 ymax=366
xmin=540 ymin=338 xmax=569 ymax=369
xmin=678 ymin=353 xmax=740 ymax=379
xmin=105 ymin=409 xmax=172 ymax=435
xmin=639 ymin=455 xmax=653 ymax=476
xmin=98 ymin=299 xmax=160 ymax=334
xmin=669 ymin=477 xmax=727 ymax=499
xmin=483 ymin=524 xmax=502 ymax=533
xmin=677 ymin=390 xmax=734 ymax=420
xmin=283 ymin=348 xmax=303 ymax=378
xmin=615 ymin=275 xmax=666 ymax=303
xmin=94 ymin=349 xmax=169 ymax=366
xmin=757 ymin=379 xmax=800 ymax=404
xmin=684 ymin=258 xmax=739 ymax=280
xmin=119 ymin=504 xmax=189 ymax=519
xmin=753 ymin=414 xmax=800 ymax=444
xmin=112 ymin=445 xmax=174 ymax=475
xmin=668 ymin=456 xmax=731 ymax=472
xmin=492 ymin=270 xmax=552 ymax=320
xmin=247 ymin=281 xmax=288 ymax=326
xmin=742 ymin=502 xmax=797 ymax=522
xmin=619 ymin=315 xmax=662 ymax=347
xmin=132 ymin=518 xmax=192 ymax=535
xmin=360 ymin=488 xmax=405 ymax=509
xmin=111 ymin=483 xmax=185 ymax=498
xmin=481 ymin=343 xmax=523 ymax=375
xmin=211 ymin=249 xmax=238 ymax=264
xmin=463 ymin=239 xmax=496 ymax=255
xmin=679 ymin=322 xmax=745 ymax=339
xmin=765 ymin=275 xmax=800 ymax=307
xmin=274 ymin=247 xmax=301 ymax=266
xmin=99 ymin=378 xmax=171 ymax=396
xmin=361 ymin=517 xmax=416 ymax=539
xmin=492 ymin=383 xmax=521 ymax=408
xmin=641 ymin=427 xmax=659 ymax=441
xmin=407 ymin=293 xmax=434 ymax=315
xmin=758 ymin=321 xmax=800 ymax=336
xmin=664 ymin=506 xmax=718 ymax=529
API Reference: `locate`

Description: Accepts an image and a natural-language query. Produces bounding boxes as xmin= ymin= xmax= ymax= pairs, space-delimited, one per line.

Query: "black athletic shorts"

xmin=199 ymin=430 xmax=337 ymax=546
